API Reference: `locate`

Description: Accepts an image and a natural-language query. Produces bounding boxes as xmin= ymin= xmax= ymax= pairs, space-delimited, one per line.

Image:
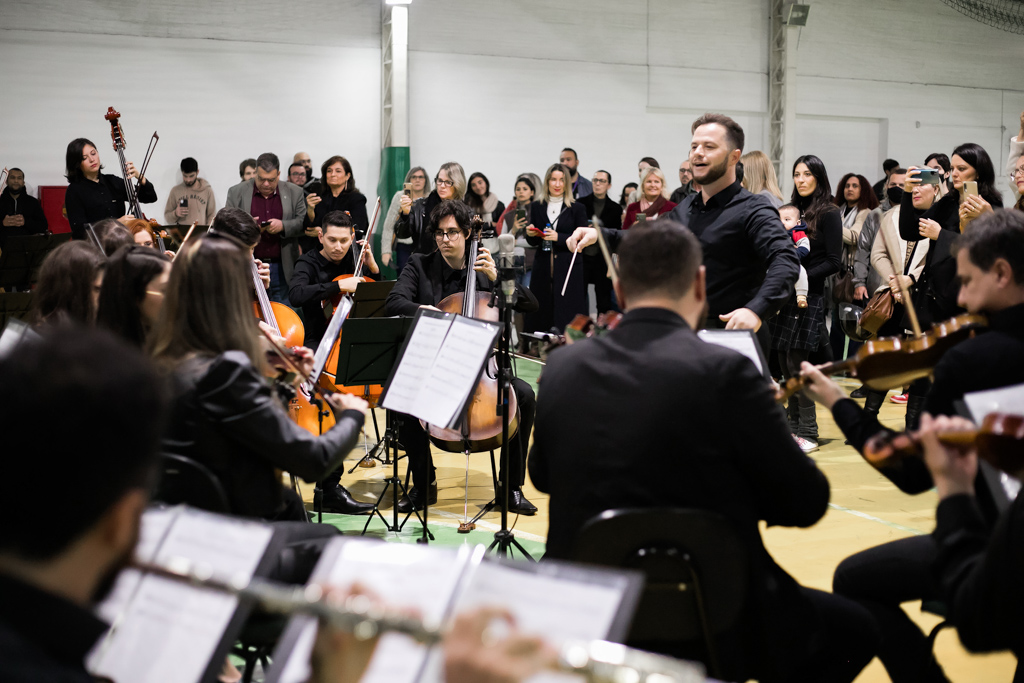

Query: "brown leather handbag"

xmin=859 ymin=289 xmax=894 ymax=335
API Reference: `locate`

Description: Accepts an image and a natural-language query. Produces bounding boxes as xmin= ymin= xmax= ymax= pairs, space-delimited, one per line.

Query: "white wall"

xmin=1 ymin=0 xmax=1022 ymax=214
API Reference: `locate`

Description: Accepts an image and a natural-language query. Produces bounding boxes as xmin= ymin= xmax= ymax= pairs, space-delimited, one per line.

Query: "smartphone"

xmin=260 ymin=221 xmax=271 ymax=228
xmin=403 ymin=182 xmax=412 ymax=196
xmin=963 ymin=181 xmax=979 ymax=197
xmin=515 ymin=208 xmax=527 ymax=224
xmin=916 ymin=168 xmax=940 ymax=186
xmin=636 ymin=213 xmax=647 ymax=223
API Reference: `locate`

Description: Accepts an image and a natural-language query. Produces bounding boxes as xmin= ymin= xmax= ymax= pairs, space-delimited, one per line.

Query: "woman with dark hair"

xmin=619 ymin=183 xmax=638 ymax=209
xmin=62 ymin=137 xmax=157 ymax=242
xmin=31 ymin=241 xmax=106 ymax=327
xmin=302 ymin=155 xmax=368 ymax=253
xmin=524 ymin=163 xmax=590 ymax=333
xmin=769 ymin=155 xmax=842 ymax=452
xmin=495 ymin=174 xmax=539 ymax=287
xmin=833 ymin=173 xmax=878 ymax=247
xmin=924 ymin=152 xmax=952 ymax=190
xmin=150 ymin=233 xmax=369 ymax=522
xmin=96 ymin=246 xmax=171 ymax=347
xmin=100 ymin=225 xmax=135 ymax=257
xmin=465 ymin=172 xmax=505 ymax=226
xmin=396 ymin=161 xmax=468 ymax=255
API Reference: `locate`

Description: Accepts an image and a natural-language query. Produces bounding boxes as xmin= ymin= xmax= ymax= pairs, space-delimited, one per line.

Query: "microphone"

xmin=497 ymin=233 xmax=517 ymax=301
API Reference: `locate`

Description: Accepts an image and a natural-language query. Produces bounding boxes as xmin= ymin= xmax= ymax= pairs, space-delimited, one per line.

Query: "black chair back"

xmin=572 ymin=508 xmax=749 ymax=676
xmin=154 ymin=453 xmax=231 ymax=514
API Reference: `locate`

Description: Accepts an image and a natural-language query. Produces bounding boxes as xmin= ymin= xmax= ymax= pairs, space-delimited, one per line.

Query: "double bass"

xmin=104 ymin=107 xmax=169 ymax=249
xmin=424 ymin=218 xmax=520 ymax=452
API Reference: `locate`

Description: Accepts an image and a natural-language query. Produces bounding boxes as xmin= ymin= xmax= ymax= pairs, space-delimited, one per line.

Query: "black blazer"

xmin=528 ymin=307 xmax=830 ymax=677
xmin=301 ymin=189 xmax=369 ymax=253
xmin=524 ymin=200 xmax=589 ymax=332
xmin=577 ymin=193 xmax=623 ymax=231
xmin=163 ymin=352 xmax=364 ymax=520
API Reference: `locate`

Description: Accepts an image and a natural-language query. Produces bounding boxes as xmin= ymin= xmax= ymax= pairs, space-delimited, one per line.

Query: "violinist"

xmin=63 ymin=138 xmax=157 ymax=242
xmin=289 ymin=210 xmax=380 ymax=350
xmin=150 ymin=233 xmax=370 ymax=523
xmin=385 ymin=200 xmax=539 ymax=515
xmin=798 ymin=209 xmax=1024 ymax=683
xmin=528 ymin=219 xmax=878 ymax=683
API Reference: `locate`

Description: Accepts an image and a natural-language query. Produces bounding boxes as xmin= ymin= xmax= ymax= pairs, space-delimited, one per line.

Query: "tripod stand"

xmin=361 ymin=408 xmax=432 ymax=539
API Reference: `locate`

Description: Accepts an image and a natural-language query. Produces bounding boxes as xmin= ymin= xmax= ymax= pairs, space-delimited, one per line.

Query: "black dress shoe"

xmin=504 ymin=488 xmax=537 ymax=516
xmin=850 ymin=385 xmax=867 ymax=399
xmin=397 ymin=484 xmax=438 ymax=513
xmin=315 ymin=484 xmax=374 ymax=515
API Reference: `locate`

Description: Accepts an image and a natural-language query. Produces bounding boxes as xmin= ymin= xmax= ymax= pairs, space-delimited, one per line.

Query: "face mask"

xmin=886 ymin=186 xmax=904 ymax=205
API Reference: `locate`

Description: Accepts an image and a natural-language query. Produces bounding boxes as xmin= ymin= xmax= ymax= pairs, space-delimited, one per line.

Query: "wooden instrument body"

xmin=424 ymin=289 xmax=520 ymax=453
xmin=252 ymin=301 xmax=304 ymax=348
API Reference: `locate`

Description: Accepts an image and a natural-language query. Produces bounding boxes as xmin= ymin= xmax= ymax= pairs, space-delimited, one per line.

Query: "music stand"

xmin=350 ymin=280 xmax=395 ymax=319
xmin=0 ymin=293 xmax=34 ymax=329
xmin=329 ymin=316 xmax=433 ymax=540
xmin=0 ymin=233 xmax=70 ymax=290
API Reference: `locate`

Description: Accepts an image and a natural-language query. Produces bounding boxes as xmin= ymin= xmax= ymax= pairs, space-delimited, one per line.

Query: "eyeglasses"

xmin=434 ymin=229 xmax=462 ymax=241
xmin=410 ymin=174 xmax=426 ymax=180
xmin=435 ymin=178 xmax=455 ymax=188
xmin=592 ymin=178 xmax=609 ymax=184
xmin=1011 ymin=168 xmax=1024 ymax=179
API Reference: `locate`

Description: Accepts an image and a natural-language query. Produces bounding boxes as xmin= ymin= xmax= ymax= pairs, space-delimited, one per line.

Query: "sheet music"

xmin=89 ymin=508 xmax=273 ymax=683
xmin=964 ymin=383 xmax=1024 ymax=501
xmin=697 ymin=329 xmax=766 ymax=377
xmin=274 ymin=539 xmax=475 ymax=683
xmin=415 ymin=318 xmax=499 ymax=427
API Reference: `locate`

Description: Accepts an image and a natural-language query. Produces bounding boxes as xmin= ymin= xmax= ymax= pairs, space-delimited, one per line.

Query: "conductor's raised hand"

xmin=475 ymin=246 xmax=497 ymax=281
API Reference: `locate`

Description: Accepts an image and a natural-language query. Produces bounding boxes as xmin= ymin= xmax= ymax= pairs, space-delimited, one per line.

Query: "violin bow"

xmin=561 ymin=243 xmax=580 ymax=297
xmin=591 ymin=216 xmax=619 ymax=284
xmin=136 ymin=131 xmax=159 ymax=185
xmin=172 ymin=221 xmax=198 ymax=261
xmin=878 ymin=220 xmax=923 ymax=337
xmin=0 ymin=168 xmax=8 ymax=189
xmin=353 ymin=197 xmax=382 ymax=280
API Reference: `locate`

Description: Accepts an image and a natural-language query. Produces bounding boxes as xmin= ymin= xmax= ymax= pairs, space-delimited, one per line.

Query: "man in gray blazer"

xmin=225 ymin=152 xmax=307 ymax=303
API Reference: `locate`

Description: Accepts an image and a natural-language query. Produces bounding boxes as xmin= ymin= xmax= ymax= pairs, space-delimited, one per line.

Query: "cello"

xmin=250 ymin=256 xmax=305 ymax=348
xmin=103 ymin=107 xmax=169 ymax=248
xmin=424 ymin=217 xmax=520 ymax=453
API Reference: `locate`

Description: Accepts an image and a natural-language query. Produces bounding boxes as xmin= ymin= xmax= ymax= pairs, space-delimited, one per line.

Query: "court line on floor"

xmin=828 ymin=503 xmax=926 ymax=536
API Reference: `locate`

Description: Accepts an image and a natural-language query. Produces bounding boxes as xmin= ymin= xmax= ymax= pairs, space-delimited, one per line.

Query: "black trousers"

xmin=400 ymin=377 xmax=536 ymax=490
xmin=583 ymin=253 xmax=618 ymax=315
xmin=833 ymin=535 xmax=949 ymax=683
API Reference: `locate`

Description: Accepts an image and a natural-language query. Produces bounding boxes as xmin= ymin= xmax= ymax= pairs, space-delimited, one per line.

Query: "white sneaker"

xmin=793 ymin=435 xmax=819 ymax=453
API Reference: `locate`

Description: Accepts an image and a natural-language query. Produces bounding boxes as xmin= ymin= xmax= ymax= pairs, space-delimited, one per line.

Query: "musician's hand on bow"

xmin=919 ymin=413 xmax=978 ymax=500
xmin=798 ymin=361 xmax=847 ymax=410
xmin=357 ymin=239 xmax=379 ymax=274
xmin=126 ymin=161 xmax=140 ymax=179
xmin=337 ymin=276 xmax=361 ymax=294
xmin=290 ymin=346 xmax=315 ymax=378
xmin=310 ymin=584 xmax=382 ymax=683
xmin=254 ymin=259 xmax=270 ymax=289
xmin=918 ymin=218 xmax=941 ymax=240
xmin=719 ymin=307 xmax=761 ymax=332
xmin=475 ymin=246 xmax=497 ymax=281
xmin=257 ymin=321 xmax=287 ymax=349
xmin=566 ymin=227 xmax=597 ymax=252
xmin=444 ymin=608 xmax=557 ymax=683
xmin=326 ymin=391 xmax=369 ymax=417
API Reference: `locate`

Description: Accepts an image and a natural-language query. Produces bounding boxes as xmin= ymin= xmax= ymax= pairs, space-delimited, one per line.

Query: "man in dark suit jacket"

xmin=528 ymin=219 xmax=878 ymax=683
xmin=578 ymin=170 xmax=621 ymax=314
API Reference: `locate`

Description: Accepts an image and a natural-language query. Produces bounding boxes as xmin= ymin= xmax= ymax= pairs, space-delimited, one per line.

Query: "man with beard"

xmin=559 ymin=148 xmax=592 ymax=199
xmin=163 ymin=157 xmax=217 ymax=227
xmin=0 ymin=327 xmax=168 ymax=682
xmin=0 ymin=168 xmax=47 ymax=247
xmin=568 ymin=113 xmax=798 ymax=353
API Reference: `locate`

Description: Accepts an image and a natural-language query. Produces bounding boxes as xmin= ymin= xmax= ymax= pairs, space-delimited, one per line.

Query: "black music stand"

xmin=350 ymin=280 xmax=395 ymax=320
xmin=0 ymin=293 xmax=34 ymax=329
xmin=0 ymin=233 xmax=70 ymax=291
xmin=329 ymin=316 xmax=433 ymax=540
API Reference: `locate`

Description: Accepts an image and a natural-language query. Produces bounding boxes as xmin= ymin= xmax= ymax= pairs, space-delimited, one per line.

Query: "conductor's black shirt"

xmin=0 ymin=573 xmax=106 ymax=683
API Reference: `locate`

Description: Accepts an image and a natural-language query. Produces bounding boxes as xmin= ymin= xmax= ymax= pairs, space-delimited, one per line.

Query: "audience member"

xmin=96 ymin=246 xmax=171 ymax=348
xmin=495 ymin=174 xmax=539 ymax=288
xmin=879 ymin=167 xmax=907 ymax=211
xmin=872 ymin=158 xmax=900 ymax=201
xmin=558 ymin=148 xmax=592 ymax=198
xmin=626 ymin=157 xmax=661 ymax=204
xmin=396 ymin=161 xmax=467 ymax=255
xmin=63 ymin=138 xmax=157 ymax=241
xmin=618 ymin=182 xmax=637 ymax=209
xmin=578 ymin=169 xmax=622 ymax=313
xmin=623 ymin=166 xmax=677 ymax=228
xmin=0 ymin=168 xmax=47 ymax=247
xmin=303 ymin=156 xmax=368 ymax=254
xmin=739 ymin=150 xmax=784 ymax=209
xmin=669 ymin=159 xmax=696 ymax=203
xmin=288 ymin=162 xmax=308 ymax=189
xmin=225 ymin=152 xmax=307 ymax=303
xmin=294 ymin=152 xmax=321 ymax=194
xmin=924 ymin=152 xmax=952 ymax=191
xmin=465 ymin=172 xmax=505 ymax=225
xmin=30 ymin=241 xmax=106 ymax=327
xmin=239 ymin=158 xmax=257 ymax=181
xmin=381 ymin=166 xmax=430 ymax=272
xmin=163 ymin=157 xmax=217 ymax=227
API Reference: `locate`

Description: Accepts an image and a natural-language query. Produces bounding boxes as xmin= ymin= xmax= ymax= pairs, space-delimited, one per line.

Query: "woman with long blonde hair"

xmin=741 ymin=150 xmax=784 ymax=208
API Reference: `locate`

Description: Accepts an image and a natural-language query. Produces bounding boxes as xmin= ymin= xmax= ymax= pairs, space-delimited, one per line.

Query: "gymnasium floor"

xmin=299 ymin=370 xmax=1017 ymax=682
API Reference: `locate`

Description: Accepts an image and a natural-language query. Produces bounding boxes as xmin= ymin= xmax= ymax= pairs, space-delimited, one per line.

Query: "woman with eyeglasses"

xmin=381 ymin=166 xmax=430 ymax=274
xmin=1009 ymin=110 xmax=1024 ymax=210
xmin=395 ymin=161 xmax=468 ymax=256
xmin=524 ymin=163 xmax=590 ymax=333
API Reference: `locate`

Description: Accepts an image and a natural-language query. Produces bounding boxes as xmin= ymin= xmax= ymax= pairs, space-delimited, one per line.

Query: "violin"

xmin=424 ymin=217 xmax=520 ymax=453
xmin=775 ymin=313 xmax=987 ymax=403
xmin=260 ymin=328 xmax=341 ymax=436
xmin=863 ymin=412 xmax=1024 ymax=475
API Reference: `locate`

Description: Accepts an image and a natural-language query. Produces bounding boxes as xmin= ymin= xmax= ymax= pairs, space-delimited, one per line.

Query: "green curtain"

xmin=375 ymin=146 xmax=410 ymax=280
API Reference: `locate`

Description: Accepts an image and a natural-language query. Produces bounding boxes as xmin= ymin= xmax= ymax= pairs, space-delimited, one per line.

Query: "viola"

xmin=260 ymin=329 xmax=341 ymax=436
xmin=775 ymin=313 xmax=987 ymax=403
xmin=424 ymin=217 xmax=520 ymax=453
xmin=863 ymin=412 xmax=1024 ymax=475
